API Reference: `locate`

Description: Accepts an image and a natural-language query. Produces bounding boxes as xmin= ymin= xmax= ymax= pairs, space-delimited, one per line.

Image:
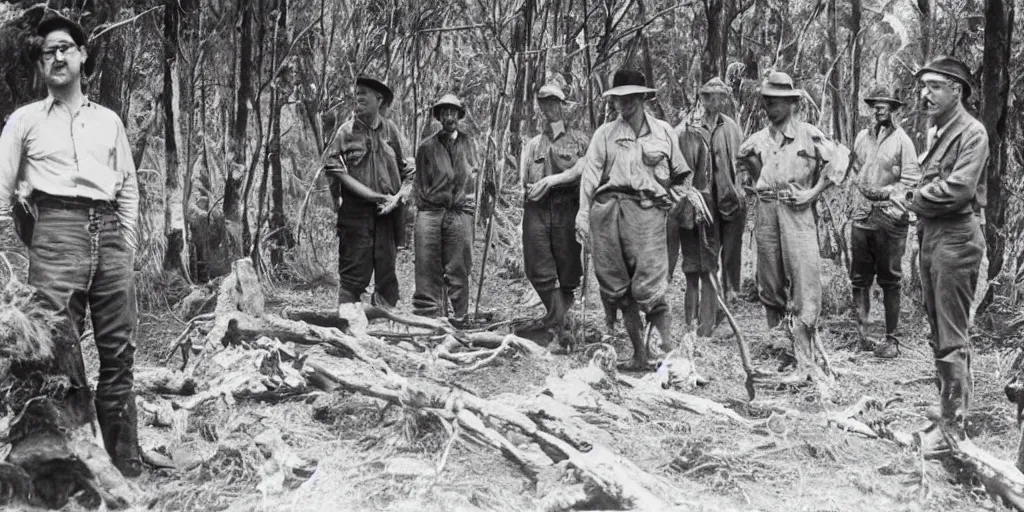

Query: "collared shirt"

xmin=736 ymin=118 xmax=849 ymax=192
xmin=849 ymin=123 xmax=920 ymax=226
xmin=911 ymin=106 xmax=988 ymax=219
xmin=324 ymin=114 xmax=413 ymax=209
xmin=0 ymin=97 xmax=139 ymax=250
xmin=520 ymin=120 xmax=590 ymax=187
xmin=676 ymin=112 xmax=743 ymax=220
xmin=577 ymin=112 xmax=693 ymax=220
xmin=415 ymin=129 xmax=477 ymax=212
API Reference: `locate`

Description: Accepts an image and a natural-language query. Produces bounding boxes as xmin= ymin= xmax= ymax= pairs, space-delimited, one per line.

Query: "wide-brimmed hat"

xmin=863 ymin=85 xmax=904 ymax=107
xmin=355 ymin=76 xmax=394 ymax=108
xmin=699 ymin=77 xmax=731 ymax=96
xmin=537 ymin=83 xmax=566 ymax=101
xmin=432 ymin=93 xmax=466 ymax=119
xmin=36 ymin=14 xmax=93 ymax=76
xmin=915 ymin=55 xmax=973 ymax=99
xmin=760 ymin=72 xmax=803 ymax=98
xmin=602 ymin=69 xmax=657 ymax=97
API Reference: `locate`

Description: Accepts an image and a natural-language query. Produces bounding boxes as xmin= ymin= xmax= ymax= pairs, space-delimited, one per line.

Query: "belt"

xmin=32 ymin=192 xmax=117 ymax=212
xmin=755 ymin=188 xmax=793 ymax=202
xmin=594 ymin=189 xmax=654 ymax=208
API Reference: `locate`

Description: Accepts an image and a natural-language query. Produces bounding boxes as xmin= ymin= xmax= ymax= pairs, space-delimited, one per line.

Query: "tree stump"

xmin=0 ymin=279 xmax=136 ymax=509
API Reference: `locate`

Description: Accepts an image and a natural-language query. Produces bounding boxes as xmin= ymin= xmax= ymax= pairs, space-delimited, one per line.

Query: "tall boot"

xmin=875 ymin=287 xmax=902 ymax=359
xmin=791 ymin=321 xmax=816 ymax=374
xmin=542 ymin=289 xmax=566 ymax=328
xmin=935 ymin=348 xmax=973 ymax=438
xmin=95 ymin=394 xmax=143 ymax=477
xmin=852 ymin=287 xmax=873 ymax=351
xmin=683 ymin=273 xmax=700 ymax=330
xmin=765 ymin=306 xmax=784 ymax=329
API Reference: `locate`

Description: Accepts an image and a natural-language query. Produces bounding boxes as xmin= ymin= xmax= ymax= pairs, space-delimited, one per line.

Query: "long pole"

xmin=473 ymin=205 xmax=496 ymax=317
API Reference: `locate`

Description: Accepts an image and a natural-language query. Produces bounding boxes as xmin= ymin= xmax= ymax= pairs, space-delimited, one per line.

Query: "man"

xmin=575 ymin=69 xmax=708 ymax=371
xmin=412 ymin=94 xmax=477 ymax=320
xmin=519 ymin=83 xmax=589 ymax=345
xmin=668 ymin=77 xmax=744 ymax=337
xmin=0 ymin=16 xmax=141 ymax=476
xmin=736 ymin=72 xmax=849 ymax=381
xmin=908 ymin=56 xmax=987 ymax=435
xmin=325 ymin=76 xmax=413 ymax=308
xmin=848 ymin=85 xmax=920 ymax=358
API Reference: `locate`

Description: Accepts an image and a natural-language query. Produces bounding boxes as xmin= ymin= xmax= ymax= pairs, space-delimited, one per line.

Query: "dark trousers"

xmin=720 ymin=209 xmax=746 ymax=294
xmin=919 ymin=215 xmax=984 ymax=355
xmin=28 ymin=205 xmax=137 ymax=420
xmin=337 ymin=211 xmax=399 ymax=306
xmin=412 ymin=209 xmax=473 ymax=317
xmin=850 ymin=225 xmax=907 ymax=290
xmin=523 ymin=190 xmax=582 ymax=293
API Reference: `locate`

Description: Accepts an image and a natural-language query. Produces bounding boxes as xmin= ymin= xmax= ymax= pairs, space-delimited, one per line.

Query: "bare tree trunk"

xmin=918 ymin=0 xmax=932 ymax=62
xmin=507 ymin=0 xmax=535 ymax=163
xmin=848 ymin=0 xmax=862 ymax=142
xmin=225 ymin=0 xmax=253 ymax=251
xmin=826 ymin=0 xmax=842 ymax=141
xmin=163 ymin=0 xmax=188 ymax=277
xmin=701 ymin=0 xmax=725 ymax=82
xmin=979 ymin=0 xmax=1015 ymax=308
xmin=269 ymin=0 xmax=293 ymax=267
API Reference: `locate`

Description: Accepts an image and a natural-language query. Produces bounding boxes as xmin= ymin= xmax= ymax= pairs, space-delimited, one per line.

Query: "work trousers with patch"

xmin=919 ymin=215 xmax=984 ymax=355
xmin=28 ymin=199 xmax=139 ymax=467
xmin=850 ymin=221 xmax=908 ymax=291
xmin=720 ymin=209 xmax=747 ymax=294
xmin=336 ymin=210 xmax=400 ymax=306
xmin=412 ymin=208 xmax=473 ymax=317
xmin=590 ymin=193 xmax=669 ymax=316
xmin=754 ymin=198 xmax=821 ymax=329
xmin=523 ymin=189 xmax=582 ymax=294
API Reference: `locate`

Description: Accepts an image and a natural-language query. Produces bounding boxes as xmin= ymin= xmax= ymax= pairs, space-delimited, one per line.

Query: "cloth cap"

xmin=915 ymin=55 xmax=973 ymax=99
xmin=355 ymin=76 xmax=394 ymax=108
xmin=432 ymin=93 xmax=466 ymax=119
xmin=760 ymin=71 xmax=803 ymax=98
xmin=537 ymin=84 xmax=566 ymax=101
xmin=602 ymin=69 xmax=657 ymax=97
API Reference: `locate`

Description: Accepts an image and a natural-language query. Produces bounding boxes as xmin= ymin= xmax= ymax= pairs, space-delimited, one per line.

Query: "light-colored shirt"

xmin=849 ymin=123 xmax=920 ymax=227
xmin=520 ymin=121 xmax=590 ymax=187
xmin=576 ymin=112 xmax=693 ymax=226
xmin=736 ymin=118 xmax=850 ymax=192
xmin=0 ymin=97 xmax=139 ymax=250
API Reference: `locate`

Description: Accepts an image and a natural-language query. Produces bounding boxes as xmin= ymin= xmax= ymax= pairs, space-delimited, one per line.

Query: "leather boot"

xmin=875 ymin=287 xmax=902 ymax=358
xmin=95 ymin=394 xmax=143 ymax=477
xmin=765 ymin=307 xmax=784 ymax=329
xmin=936 ymin=348 xmax=973 ymax=438
xmin=543 ymin=289 xmax=566 ymax=328
xmin=852 ymin=287 xmax=873 ymax=351
xmin=791 ymin=321 xmax=816 ymax=373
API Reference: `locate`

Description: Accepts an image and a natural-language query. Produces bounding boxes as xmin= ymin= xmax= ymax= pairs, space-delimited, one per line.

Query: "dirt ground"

xmin=106 ymin=228 xmax=1023 ymax=512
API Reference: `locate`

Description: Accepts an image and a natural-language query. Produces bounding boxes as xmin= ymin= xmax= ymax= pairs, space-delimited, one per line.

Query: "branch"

xmin=90 ymin=5 xmax=163 ymax=41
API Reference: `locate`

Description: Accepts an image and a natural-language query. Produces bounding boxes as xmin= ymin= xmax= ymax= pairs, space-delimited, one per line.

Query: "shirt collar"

xmin=768 ymin=118 xmax=798 ymax=141
xmin=613 ymin=111 xmax=656 ymax=139
xmin=44 ymin=95 xmax=93 ymax=113
xmin=353 ymin=113 xmax=383 ymax=131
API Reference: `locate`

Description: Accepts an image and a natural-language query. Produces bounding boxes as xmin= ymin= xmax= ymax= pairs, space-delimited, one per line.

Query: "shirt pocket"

xmin=550 ymin=146 xmax=579 ymax=173
xmin=639 ymin=138 xmax=671 ymax=181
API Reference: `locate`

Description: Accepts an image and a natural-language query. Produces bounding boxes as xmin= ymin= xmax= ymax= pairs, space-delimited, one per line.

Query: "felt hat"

xmin=863 ymin=85 xmax=904 ymax=107
xmin=760 ymin=72 xmax=803 ymax=98
xmin=699 ymin=77 xmax=731 ymax=96
xmin=602 ymin=69 xmax=657 ymax=97
xmin=36 ymin=14 xmax=93 ymax=76
xmin=915 ymin=55 xmax=973 ymax=99
xmin=432 ymin=93 xmax=466 ymax=119
xmin=355 ymin=76 xmax=394 ymax=108
xmin=537 ymin=83 xmax=566 ymax=101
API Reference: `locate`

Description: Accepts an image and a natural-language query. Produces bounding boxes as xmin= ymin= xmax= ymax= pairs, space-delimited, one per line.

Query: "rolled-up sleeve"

xmin=735 ymin=134 xmax=764 ymax=181
xmin=911 ymin=127 xmax=988 ymax=217
xmin=113 ymin=118 xmax=139 ymax=251
xmin=519 ymin=136 xmax=537 ymax=187
xmin=0 ymin=110 xmax=26 ymax=212
xmin=807 ymin=127 xmax=851 ymax=185
xmin=576 ymin=126 xmax=609 ymax=225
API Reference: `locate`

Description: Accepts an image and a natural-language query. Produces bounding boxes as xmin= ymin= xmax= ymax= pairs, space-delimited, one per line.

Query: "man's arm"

xmin=892 ymin=132 xmax=922 ymax=195
xmin=519 ymin=136 xmax=536 ymax=188
xmin=323 ymin=126 xmax=387 ymax=204
xmin=113 ymin=118 xmax=139 ymax=251
xmin=389 ymin=121 xmax=414 ymax=200
xmin=574 ymin=126 xmax=607 ymax=236
xmin=735 ymin=132 xmax=764 ymax=184
xmin=0 ymin=110 xmax=26 ymax=212
xmin=910 ymin=126 xmax=988 ymax=217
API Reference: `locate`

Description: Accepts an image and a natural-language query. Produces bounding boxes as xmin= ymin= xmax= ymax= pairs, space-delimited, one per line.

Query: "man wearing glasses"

xmin=0 ymin=16 xmax=142 ymax=476
xmin=909 ymin=56 xmax=988 ymax=438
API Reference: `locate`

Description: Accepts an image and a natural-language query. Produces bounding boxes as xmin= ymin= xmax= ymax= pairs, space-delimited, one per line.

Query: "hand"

xmin=783 ymin=185 xmax=816 ymax=209
xmin=685 ymin=187 xmax=714 ymax=225
xmin=575 ymin=217 xmax=590 ymax=251
xmin=377 ymin=194 xmax=400 ymax=215
xmin=858 ymin=184 xmax=890 ymax=201
xmin=526 ymin=176 xmax=559 ymax=202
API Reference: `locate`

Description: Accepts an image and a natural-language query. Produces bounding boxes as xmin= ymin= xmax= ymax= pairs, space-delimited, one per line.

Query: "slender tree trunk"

xmin=701 ymin=0 xmax=725 ymax=82
xmin=848 ymin=0 xmax=862 ymax=142
xmin=826 ymin=0 xmax=842 ymax=141
xmin=163 ymin=0 xmax=187 ymax=277
xmin=95 ymin=0 xmax=129 ymax=122
xmin=225 ymin=0 xmax=253 ymax=252
xmin=979 ymin=0 xmax=1015 ymax=307
xmin=507 ymin=0 xmax=535 ymax=165
xmin=269 ymin=0 xmax=293 ymax=267
xmin=918 ymin=0 xmax=932 ymax=62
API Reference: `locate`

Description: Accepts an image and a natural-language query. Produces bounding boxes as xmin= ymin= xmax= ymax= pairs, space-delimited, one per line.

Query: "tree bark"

xmin=848 ymin=0 xmax=862 ymax=143
xmin=269 ymin=0 xmax=294 ymax=267
xmin=225 ymin=0 xmax=253 ymax=249
xmin=701 ymin=0 xmax=727 ymax=82
xmin=507 ymin=0 xmax=535 ymax=164
xmin=918 ymin=0 xmax=932 ymax=62
xmin=163 ymin=0 xmax=188 ymax=277
xmin=826 ymin=0 xmax=842 ymax=141
xmin=979 ymin=0 xmax=1014 ymax=306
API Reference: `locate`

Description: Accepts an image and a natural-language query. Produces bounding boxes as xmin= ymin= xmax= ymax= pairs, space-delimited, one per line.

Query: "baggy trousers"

xmin=590 ymin=193 xmax=669 ymax=316
xmin=337 ymin=211 xmax=400 ymax=306
xmin=523 ymin=189 xmax=582 ymax=294
xmin=412 ymin=208 xmax=473 ymax=317
xmin=754 ymin=199 xmax=821 ymax=329
xmin=28 ymin=203 xmax=139 ymax=467
xmin=919 ymin=215 xmax=984 ymax=355
xmin=850 ymin=225 xmax=908 ymax=291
